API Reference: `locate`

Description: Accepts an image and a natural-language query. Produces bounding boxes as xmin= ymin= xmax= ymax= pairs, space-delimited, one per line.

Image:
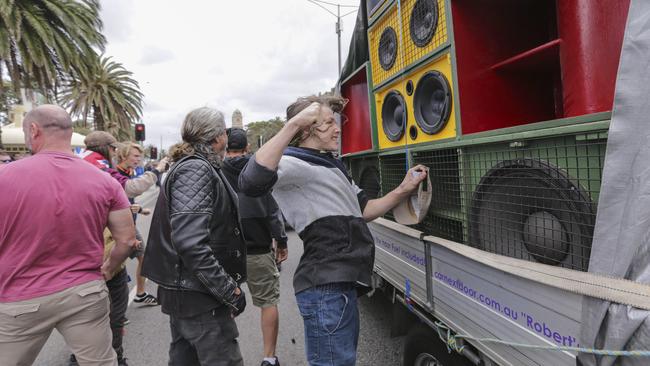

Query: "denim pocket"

xmin=321 ymin=292 xmax=349 ymax=335
xmin=296 ymin=297 xmax=320 ymax=363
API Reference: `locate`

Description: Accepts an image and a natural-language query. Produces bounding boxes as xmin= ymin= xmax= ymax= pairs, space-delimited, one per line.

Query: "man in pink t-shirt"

xmin=0 ymin=105 xmax=137 ymax=366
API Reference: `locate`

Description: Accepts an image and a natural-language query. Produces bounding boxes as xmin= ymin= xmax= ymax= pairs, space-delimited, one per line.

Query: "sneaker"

xmin=122 ymin=317 xmax=131 ymax=326
xmin=133 ymin=292 xmax=158 ymax=306
xmin=260 ymin=357 xmax=280 ymax=366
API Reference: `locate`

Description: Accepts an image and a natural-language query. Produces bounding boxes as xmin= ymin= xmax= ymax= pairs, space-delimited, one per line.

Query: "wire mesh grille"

xmin=464 ymin=133 xmax=606 ymax=271
xmin=350 ymin=156 xmax=382 ymax=199
xmin=411 ymin=148 xmax=464 ymax=242
xmin=379 ymin=152 xmax=408 ymax=220
xmin=369 ymin=3 xmax=406 ymax=87
xmin=401 ymin=0 xmax=448 ymax=67
xmin=351 ymin=131 xmax=607 ymax=272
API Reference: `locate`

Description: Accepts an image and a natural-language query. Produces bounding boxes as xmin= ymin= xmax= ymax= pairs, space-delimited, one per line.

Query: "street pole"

xmin=160 ymin=135 xmax=162 ymax=157
xmin=307 ymin=0 xmax=358 ymax=79
xmin=336 ymin=4 xmax=341 ymax=77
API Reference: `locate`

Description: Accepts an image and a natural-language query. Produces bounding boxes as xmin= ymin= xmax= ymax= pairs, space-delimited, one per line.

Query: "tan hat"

xmin=84 ymin=131 xmax=118 ymax=148
xmin=393 ymin=168 xmax=432 ymax=225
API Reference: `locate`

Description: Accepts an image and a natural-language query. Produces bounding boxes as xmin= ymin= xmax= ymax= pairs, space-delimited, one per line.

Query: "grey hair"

xmin=170 ymin=107 xmax=227 ymax=167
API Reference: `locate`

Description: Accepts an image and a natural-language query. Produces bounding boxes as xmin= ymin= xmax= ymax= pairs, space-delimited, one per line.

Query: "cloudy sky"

xmin=100 ymin=0 xmax=359 ymax=150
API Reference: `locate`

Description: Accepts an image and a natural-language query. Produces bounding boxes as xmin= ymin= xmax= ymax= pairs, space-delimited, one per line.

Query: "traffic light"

xmin=150 ymin=146 xmax=158 ymax=159
xmin=135 ymin=123 xmax=145 ymax=141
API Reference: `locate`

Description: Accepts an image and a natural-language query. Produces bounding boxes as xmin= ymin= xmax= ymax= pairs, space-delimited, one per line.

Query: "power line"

xmin=309 ymin=0 xmax=358 ymax=8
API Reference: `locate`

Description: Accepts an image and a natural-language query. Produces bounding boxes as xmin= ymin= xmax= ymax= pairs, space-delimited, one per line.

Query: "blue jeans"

xmin=296 ymin=283 xmax=360 ymax=366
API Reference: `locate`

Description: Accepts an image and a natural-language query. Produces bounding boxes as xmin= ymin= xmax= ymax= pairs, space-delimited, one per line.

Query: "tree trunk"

xmin=93 ymin=104 xmax=104 ymax=131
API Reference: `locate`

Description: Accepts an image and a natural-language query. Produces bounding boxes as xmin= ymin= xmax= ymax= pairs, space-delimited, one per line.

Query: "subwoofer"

xmin=350 ymin=155 xmax=382 ymax=199
xmin=368 ymin=1 xmax=404 ymax=88
xmin=401 ymin=0 xmax=449 ymax=67
xmin=464 ymin=131 xmax=607 ymax=271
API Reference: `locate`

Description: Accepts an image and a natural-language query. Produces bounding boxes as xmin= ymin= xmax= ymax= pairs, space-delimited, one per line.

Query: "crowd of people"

xmin=0 ymin=97 xmax=426 ymax=366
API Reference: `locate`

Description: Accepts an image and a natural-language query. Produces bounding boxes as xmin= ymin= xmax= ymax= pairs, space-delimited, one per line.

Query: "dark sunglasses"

xmin=0 ymin=159 xmax=12 ymax=163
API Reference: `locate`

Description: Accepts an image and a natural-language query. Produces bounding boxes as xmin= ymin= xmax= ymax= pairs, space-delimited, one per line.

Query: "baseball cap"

xmin=227 ymin=128 xmax=248 ymax=151
xmin=84 ymin=131 xmax=119 ymax=148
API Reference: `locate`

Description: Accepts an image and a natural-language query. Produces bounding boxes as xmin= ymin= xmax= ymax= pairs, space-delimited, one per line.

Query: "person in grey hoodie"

xmin=222 ymin=128 xmax=287 ymax=366
xmin=239 ymin=95 xmax=427 ymax=366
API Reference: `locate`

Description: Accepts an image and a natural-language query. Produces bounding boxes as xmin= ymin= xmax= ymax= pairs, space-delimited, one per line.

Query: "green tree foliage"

xmin=0 ymin=0 xmax=106 ymax=100
xmin=245 ymin=116 xmax=284 ymax=153
xmin=58 ymin=55 xmax=144 ymax=141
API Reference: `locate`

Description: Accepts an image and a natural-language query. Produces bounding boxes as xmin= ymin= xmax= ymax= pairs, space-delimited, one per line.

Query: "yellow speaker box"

xmin=368 ymin=1 xmax=405 ymax=88
xmin=400 ymin=0 xmax=449 ymax=67
xmin=375 ymin=52 xmax=456 ymax=149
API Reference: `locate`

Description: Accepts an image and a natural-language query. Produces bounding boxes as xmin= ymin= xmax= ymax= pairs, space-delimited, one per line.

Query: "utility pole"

xmin=307 ymin=0 xmax=358 ymax=78
xmin=336 ymin=4 xmax=341 ymax=76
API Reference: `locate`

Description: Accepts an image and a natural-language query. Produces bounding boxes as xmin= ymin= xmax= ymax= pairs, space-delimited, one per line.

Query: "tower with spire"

xmin=232 ymin=109 xmax=243 ymax=129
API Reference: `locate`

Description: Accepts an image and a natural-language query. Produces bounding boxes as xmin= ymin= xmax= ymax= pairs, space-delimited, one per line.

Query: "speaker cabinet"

xmin=450 ymin=0 xmax=629 ymax=135
xmin=368 ymin=1 xmax=404 ymax=88
xmin=375 ymin=52 xmax=457 ymax=149
xmin=341 ymin=64 xmax=373 ymax=155
xmin=405 ymin=52 xmax=456 ymax=145
xmin=367 ymin=0 xmax=391 ymax=25
xmin=349 ymin=154 xmax=382 ymax=199
xmin=464 ymin=131 xmax=607 ymax=271
xmin=401 ymin=0 xmax=449 ymax=67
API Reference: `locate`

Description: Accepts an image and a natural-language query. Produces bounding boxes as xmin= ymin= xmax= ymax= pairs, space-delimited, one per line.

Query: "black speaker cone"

xmin=381 ymin=90 xmax=407 ymax=141
xmin=378 ymin=26 xmax=398 ymax=71
xmin=413 ymin=71 xmax=452 ymax=135
xmin=410 ymin=0 xmax=439 ymax=47
xmin=359 ymin=166 xmax=381 ymax=199
xmin=469 ymin=159 xmax=595 ymax=271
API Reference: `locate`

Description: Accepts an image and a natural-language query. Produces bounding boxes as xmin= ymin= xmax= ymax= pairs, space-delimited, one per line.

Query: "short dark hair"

xmin=287 ymin=95 xmax=347 ymax=146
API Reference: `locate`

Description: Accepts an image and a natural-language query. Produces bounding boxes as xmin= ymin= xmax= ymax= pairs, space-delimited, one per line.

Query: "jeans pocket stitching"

xmin=324 ymin=293 xmax=348 ymax=335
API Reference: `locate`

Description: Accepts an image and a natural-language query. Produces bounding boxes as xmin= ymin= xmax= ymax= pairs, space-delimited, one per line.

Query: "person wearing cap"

xmin=76 ymin=131 xmax=166 ymax=366
xmin=0 ymin=105 xmax=137 ymax=365
xmin=222 ymin=128 xmax=288 ymax=366
xmin=239 ymin=95 xmax=426 ymax=366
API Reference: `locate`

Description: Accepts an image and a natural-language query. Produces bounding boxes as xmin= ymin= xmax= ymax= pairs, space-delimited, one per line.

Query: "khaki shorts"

xmin=246 ymin=252 xmax=280 ymax=308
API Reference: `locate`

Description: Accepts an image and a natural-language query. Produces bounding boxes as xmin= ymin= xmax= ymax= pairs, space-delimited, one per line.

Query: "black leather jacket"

xmin=142 ymin=155 xmax=246 ymax=308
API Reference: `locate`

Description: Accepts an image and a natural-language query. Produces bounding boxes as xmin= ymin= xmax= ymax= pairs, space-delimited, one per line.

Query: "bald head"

xmin=23 ymin=104 xmax=74 ymax=153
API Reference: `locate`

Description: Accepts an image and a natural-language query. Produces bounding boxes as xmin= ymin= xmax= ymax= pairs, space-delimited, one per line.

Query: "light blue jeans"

xmin=295 ymin=283 xmax=360 ymax=366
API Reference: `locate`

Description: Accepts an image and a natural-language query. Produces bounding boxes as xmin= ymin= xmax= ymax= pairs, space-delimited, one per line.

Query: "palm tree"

xmin=0 ymin=0 xmax=106 ymax=101
xmin=58 ymin=55 xmax=144 ymax=140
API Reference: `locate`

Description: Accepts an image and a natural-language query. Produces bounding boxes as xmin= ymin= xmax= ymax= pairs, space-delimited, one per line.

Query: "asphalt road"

xmin=34 ymin=186 xmax=404 ymax=366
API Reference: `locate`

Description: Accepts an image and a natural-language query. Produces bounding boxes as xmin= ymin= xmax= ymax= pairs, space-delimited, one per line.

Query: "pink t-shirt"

xmin=0 ymin=151 xmax=130 ymax=302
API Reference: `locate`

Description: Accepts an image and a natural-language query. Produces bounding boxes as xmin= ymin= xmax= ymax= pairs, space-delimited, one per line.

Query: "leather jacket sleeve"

xmin=169 ymin=160 xmax=239 ymax=306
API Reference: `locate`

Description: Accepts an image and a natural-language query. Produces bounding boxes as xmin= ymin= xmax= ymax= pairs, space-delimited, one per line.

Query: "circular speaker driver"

xmin=469 ymin=159 xmax=595 ymax=271
xmin=378 ymin=27 xmax=398 ymax=71
xmin=410 ymin=0 xmax=439 ymax=47
xmin=359 ymin=166 xmax=381 ymax=199
xmin=413 ymin=71 xmax=452 ymax=135
xmin=381 ymin=90 xmax=407 ymax=142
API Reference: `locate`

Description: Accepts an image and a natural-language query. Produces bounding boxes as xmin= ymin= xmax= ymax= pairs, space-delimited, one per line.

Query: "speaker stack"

xmin=343 ymin=0 xmax=630 ymax=272
xmin=369 ymin=0 xmax=455 ymax=150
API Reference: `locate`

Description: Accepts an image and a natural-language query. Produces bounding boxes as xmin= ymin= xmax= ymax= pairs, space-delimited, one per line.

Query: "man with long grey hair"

xmin=143 ymin=107 xmax=248 ymax=366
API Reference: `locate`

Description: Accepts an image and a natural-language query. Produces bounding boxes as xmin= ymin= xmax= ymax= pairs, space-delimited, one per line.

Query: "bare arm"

xmin=363 ymin=165 xmax=428 ymax=222
xmin=255 ymin=102 xmax=322 ymax=170
xmin=102 ymin=208 xmax=138 ymax=279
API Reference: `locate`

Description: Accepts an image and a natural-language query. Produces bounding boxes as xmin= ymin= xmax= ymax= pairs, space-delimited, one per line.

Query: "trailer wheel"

xmin=403 ymin=323 xmax=472 ymax=366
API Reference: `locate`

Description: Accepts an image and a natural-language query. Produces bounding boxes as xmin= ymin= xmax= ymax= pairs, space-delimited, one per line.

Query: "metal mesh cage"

xmin=369 ymin=3 xmax=406 ymax=87
xmin=401 ymin=0 xmax=449 ymax=67
xmin=379 ymin=152 xmax=408 ymax=220
xmin=350 ymin=155 xmax=382 ymax=199
xmin=411 ymin=148 xmax=464 ymax=242
xmin=461 ymin=133 xmax=606 ymax=271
